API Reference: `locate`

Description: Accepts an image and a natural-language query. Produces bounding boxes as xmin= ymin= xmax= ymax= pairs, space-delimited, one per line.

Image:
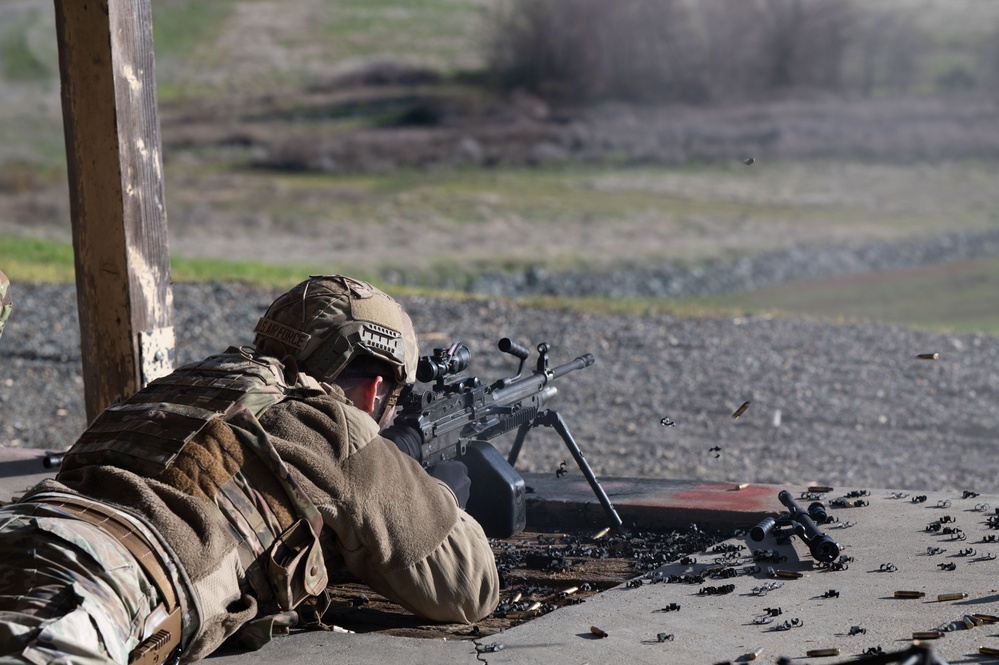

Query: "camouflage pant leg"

xmin=0 ymin=504 xmax=159 ymax=665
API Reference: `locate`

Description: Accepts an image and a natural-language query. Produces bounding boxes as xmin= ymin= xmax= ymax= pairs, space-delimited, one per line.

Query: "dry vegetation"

xmin=484 ymin=0 xmax=999 ymax=103
xmin=3 ymin=0 xmax=999 ymax=321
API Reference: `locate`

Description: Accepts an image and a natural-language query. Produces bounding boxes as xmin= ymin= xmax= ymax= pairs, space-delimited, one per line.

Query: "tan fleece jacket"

xmin=46 ymin=391 xmax=499 ymax=661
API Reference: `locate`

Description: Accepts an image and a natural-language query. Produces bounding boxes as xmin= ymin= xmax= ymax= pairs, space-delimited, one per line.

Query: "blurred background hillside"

xmin=2 ymin=0 xmax=999 ymax=332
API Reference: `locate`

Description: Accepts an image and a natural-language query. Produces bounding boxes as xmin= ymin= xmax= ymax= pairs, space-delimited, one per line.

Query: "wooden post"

xmin=54 ymin=0 xmax=175 ymax=423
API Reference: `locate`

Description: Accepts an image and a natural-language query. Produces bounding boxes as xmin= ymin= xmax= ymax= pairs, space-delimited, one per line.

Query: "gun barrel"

xmin=750 ymin=516 xmax=777 ymax=542
xmin=777 ymin=490 xmax=800 ymax=512
xmin=490 ymin=351 xmax=592 ymax=408
xmin=552 ymin=354 xmax=595 ymax=379
xmin=42 ymin=454 xmax=64 ymax=469
xmin=778 ymin=490 xmax=840 ymax=563
xmin=807 ymin=501 xmax=829 ymax=524
xmin=808 ymin=534 xmax=841 ymax=563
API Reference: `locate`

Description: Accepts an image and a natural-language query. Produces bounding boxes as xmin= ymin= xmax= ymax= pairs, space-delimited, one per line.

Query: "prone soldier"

xmin=0 ymin=275 xmax=499 ymax=664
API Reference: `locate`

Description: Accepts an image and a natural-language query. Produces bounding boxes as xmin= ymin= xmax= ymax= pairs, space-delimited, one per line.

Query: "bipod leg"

xmin=507 ymin=422 xmax=532 ymax=467
xmin=536 ymin=409 xmax=624 ymax=532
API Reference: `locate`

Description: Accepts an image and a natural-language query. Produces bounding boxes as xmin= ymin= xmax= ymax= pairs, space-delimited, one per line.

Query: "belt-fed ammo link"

xmin=25 ymin=493 xmax=185 ymax=665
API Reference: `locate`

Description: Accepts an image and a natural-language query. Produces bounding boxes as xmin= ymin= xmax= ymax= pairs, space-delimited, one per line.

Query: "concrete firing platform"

xmin=2 ymin=449 xmax=997 ymax=664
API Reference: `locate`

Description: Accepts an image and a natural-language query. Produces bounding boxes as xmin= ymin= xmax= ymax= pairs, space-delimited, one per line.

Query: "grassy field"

xmin=150 ymin=0 xmax=490 ymax=102
xmin=688 ymin=255 xmax=999 ymax=334
xmin=0 ymin=234 xmax=319 ymax=290
xmin=158 ymin=159 xmax=999 ymax=271
xmin=2 ymin=0 xmax=999 ymax=336
xmin=6 ymin=230 xmax=999 ymax=335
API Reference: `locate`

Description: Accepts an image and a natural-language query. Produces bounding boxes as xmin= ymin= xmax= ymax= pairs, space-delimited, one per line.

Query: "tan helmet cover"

xmin=253 ymin=275 xmax=418 ymax=385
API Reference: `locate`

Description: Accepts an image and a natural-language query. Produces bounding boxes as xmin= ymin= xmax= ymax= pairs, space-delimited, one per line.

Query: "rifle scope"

xmin=417 ymin=342 xmax=471 ymax=383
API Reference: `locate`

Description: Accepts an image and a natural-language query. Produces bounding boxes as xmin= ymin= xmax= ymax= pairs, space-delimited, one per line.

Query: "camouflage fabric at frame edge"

xmin=0 ymin=270 xmax=10 ymax=341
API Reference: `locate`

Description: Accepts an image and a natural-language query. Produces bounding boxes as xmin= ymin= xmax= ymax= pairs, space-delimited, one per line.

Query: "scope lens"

xmin=416 ymin=344 xmax=471 ymax=382
xmin=416 ymin=358 xmax=443 ymax=383
xmin=450 ymin=345 xmax=470 ymax=374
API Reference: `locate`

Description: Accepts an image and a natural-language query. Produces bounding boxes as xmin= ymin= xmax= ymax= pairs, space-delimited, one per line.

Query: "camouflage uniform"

xmin=0 ymin=270 xmax=10 ymax=341
xmin=0 ymin=504 xmax=160 ymax=665
xmin=0 ymin=276 xmax=499 ymax=665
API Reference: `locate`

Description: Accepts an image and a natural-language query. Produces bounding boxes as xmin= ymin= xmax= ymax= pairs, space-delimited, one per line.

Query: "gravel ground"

xmin=2 ymin=266 xmax=998 ymax=495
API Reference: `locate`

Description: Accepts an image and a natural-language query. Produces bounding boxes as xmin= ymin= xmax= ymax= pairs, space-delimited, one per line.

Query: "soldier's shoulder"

xmin=0 ymin=270 xmax=11 ymax=338
xmin=0 ymin=270 xmax=10 ymax=305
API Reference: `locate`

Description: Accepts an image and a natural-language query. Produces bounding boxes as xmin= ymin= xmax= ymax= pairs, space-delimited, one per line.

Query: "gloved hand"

xmin=381 ymin=424 xmax=469 ymax=508
xmin=380 ymin=423 xmax=423 ymax=462
xmin=429 ymin=460 xmax=471 ymax=509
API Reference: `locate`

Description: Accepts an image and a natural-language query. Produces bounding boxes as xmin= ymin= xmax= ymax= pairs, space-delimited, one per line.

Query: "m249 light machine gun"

xmin=750 ymin=490 xmax=841 ymax=563
xmin=393 ymin=338 xmax=623 ymax=538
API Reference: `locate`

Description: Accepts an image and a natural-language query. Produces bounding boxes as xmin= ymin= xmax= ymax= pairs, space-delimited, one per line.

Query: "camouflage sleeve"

xmin=0 ymin=270 xmax=10 ymax=341
xmin=260 ymin=395 xmax=500 ymax=623
xmin=362 ymin=502 xmax=500 ymax=623
xmin=318 ymin=426 xmax=500 ymax=623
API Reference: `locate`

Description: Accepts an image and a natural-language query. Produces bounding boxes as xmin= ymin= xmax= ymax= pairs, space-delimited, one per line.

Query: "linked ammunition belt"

xmin=29 ymin=494 xmax=184 ymax=665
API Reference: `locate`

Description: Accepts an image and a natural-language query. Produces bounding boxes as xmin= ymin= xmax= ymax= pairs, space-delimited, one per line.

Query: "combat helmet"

xmin=253 ymin=275 xmax=418 ymax=388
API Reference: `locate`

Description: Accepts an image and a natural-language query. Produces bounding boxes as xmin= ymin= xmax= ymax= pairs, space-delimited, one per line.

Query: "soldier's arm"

xmin=261 ymin=395 xmax=500 ymax=623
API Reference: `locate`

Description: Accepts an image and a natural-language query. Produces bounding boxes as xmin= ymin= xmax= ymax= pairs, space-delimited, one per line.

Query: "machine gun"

xmin=393 ymin=338 xmax=622 ymax=538
xmin=750 ymin=490 xmax=841 ymax=563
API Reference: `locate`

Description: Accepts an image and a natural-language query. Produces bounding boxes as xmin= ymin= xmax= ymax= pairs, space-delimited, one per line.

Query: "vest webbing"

xmin=59 ymin=349 xmax=330 ymax=612
xmin=61 ymin=349 xmax=290 ymax=477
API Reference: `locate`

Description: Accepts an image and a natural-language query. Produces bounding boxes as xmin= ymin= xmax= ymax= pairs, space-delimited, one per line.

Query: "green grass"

xmin=161 ymin=160 xmax=995 ymax=277
xmin=150 ymin=1 xmax=242 ymax=102
xmin=687 ymin=255 xmax=999 ymax=334
xmin=315 ymin=0 xmax=488 ymax=71
xmin=0 ymin=235 xmax=76 ymax=282
xmin=6 ymin=232 xmax=999 ymax=334
xmin=0 ymin=9 xmax=57 ymax=84
xmin=153 ymin=159 xmax=999 ymax=306
xmin=150 ymin=0 xmax=489 ymax=101
xmin=0 ymin=234 xmax=323 ymax=290
xmin=257 ymin=161 xmax=992 ymax=234
xmin=262 ymin=163 xmax=911 ymax=230
xmin=152 ymin=1 xmax=236 ymax=59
